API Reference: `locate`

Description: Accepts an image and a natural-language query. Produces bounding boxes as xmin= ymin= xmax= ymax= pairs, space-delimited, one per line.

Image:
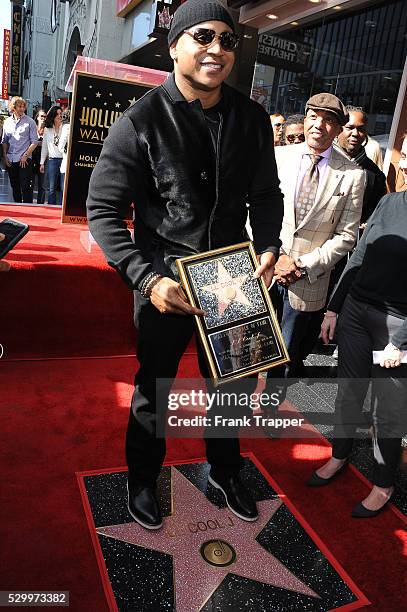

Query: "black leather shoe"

xmin=307 ymin=459 xmax=349 ymax=487
xmin=127 ymin=480 xmax=163 ymax=530
xmin=208 ymin=473 xmax=258 ymax=522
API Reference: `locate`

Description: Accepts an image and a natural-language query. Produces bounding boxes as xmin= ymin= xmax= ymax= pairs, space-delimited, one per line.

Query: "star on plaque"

xmin=128 ymin=96 xmax=137 ymax=106
xmin=201 ymin=261 xmax=251 ymax=316
xmin=97 ymin=470 xmax=319 ymax=611
xmin=115 ymin=102 xmax=121 ymax=108
xmin=95 ymin=91 xmax=101 ymax=98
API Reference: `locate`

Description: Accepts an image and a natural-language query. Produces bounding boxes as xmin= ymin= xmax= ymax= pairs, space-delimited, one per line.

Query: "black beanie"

xmin=168 ymin=0 xmax=235 ymax=47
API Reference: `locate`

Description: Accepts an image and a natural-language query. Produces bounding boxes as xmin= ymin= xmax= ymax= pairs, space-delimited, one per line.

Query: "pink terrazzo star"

xmin=97 ymin=469 xmax=320 ymax=611
xmin=201 ymin=261 xmax=251 ymax=316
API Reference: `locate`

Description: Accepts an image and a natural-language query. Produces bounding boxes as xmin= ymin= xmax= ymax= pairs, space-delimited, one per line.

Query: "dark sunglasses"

xmin=184 ymin=28 xmax=239 ymax=52
xmin=286 ymin=133 xmax=305 ymax=143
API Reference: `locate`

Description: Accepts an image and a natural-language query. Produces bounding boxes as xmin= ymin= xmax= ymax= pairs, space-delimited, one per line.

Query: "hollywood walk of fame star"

xmin=95 ymin=91 xmax=101 ymax=98
xmin=97 ymin=469 xmax=319 ymax=612
xmin=201 ymin=261 xmax=251 ymax=317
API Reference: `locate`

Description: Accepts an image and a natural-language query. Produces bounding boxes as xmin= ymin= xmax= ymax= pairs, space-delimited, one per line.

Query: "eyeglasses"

xmin=286 ymin=133 xmax=305 ymax=143
xmin=184 ymin=28 xmax=239 ymax=52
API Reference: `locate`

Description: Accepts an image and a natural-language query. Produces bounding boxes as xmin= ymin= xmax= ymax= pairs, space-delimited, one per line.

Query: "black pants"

xmin=126 ymin=301 xmax=254 ymax=485
xmin=332 ymin=295 xmax=407 ymax=487
xmin=7 ymin=160 xmax=34 ymax=203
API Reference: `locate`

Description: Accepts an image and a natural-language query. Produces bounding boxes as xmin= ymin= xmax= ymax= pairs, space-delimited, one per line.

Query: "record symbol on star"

xmin=201 ymin=261 xmax=251 ymax=316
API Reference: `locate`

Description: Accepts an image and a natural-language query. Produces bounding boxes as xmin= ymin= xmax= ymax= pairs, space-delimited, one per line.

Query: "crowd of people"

xmin=2 ymin=0 xmax=405 ymax=529
xmin=0 ymin=96 xmax=70 ymax=206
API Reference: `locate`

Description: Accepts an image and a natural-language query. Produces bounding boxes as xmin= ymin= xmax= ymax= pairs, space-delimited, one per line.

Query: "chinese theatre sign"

xmin=9 ymin=3 xmax=23 ymax=96
xmin=257 ymin=34 xmax=311 ymax=73
xmin=62 ymin=72 xmax=153 ymax=224
xmin=2 ymin=29 xmax=10 ymax=100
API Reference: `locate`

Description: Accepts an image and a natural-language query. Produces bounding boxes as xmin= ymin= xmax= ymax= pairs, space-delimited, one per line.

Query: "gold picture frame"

xmin=177 ymin=242 xmax=289 ymax=385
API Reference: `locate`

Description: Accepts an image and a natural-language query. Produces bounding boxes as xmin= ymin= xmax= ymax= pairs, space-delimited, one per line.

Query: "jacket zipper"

xmin=208 ymin=112 xmax=223 ymax=250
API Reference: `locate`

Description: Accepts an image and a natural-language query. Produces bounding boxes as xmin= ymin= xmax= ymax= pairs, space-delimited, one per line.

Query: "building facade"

xmin=15 ymin=0 xmax=126 ymax=114
xmin=227 ymin=0 xmax=403 ymax=163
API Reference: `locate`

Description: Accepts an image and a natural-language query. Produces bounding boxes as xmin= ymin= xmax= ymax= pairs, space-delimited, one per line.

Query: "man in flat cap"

xmin=268 ymin=93 xmax=364 ymax=379
xmin=87 ymin=0 xmax=283 ymax=529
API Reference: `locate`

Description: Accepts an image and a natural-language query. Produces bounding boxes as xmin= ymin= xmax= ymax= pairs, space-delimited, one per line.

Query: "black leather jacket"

xmin=87 ymin=74 xmax=283 ymax=290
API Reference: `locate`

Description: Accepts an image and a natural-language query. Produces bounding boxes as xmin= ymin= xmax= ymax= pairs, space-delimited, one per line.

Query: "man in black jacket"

xmin=336 ymin=108 xmax=387 ymax=224
xmin=87 ymin=0 xmax=283 ymax=530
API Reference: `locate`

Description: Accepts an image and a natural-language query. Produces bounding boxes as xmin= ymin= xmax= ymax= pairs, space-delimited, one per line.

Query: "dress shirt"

xmin=1 ymin=114 xmax=38 ymax=162
xmin=295 ymin=143 xmax=332 ymax=202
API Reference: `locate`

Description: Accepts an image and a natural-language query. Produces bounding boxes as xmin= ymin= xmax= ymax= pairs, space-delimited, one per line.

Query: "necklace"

xmin=53 ymin=125 xmax=61 ymax=146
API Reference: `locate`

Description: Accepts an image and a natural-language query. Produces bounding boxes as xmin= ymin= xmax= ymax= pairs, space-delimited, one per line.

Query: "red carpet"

xmin=1 ymin=356 xmax=406 ymax=611
xmin=0 ymin=205 xmax=135 ymax=359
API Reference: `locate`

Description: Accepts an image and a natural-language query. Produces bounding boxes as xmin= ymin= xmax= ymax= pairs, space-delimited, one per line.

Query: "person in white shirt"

xmin=1 ymin=96 xmax=38 ymax=203
xmin=40 ymin=106 xmax=63 ymax=205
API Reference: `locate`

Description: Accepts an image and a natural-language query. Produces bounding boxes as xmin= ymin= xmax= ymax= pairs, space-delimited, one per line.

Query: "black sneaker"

xmin=208 ymin=473 xmax=258 ymax=522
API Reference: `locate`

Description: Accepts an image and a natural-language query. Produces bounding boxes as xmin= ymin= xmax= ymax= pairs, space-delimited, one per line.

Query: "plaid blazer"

xmin=275 ymin=143 xmax=364 ymax=311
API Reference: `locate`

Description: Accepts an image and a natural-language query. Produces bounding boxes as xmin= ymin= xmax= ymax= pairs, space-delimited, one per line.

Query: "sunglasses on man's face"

xmin=286 ymin=133 xmax=305 ymax=143
xmin=184 ymin=28 xmax=239 ymax=52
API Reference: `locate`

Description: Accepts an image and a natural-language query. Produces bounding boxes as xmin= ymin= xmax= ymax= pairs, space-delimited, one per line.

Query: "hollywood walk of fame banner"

xmin=177 ymin=242 xmax=289 ymax=385
xmin=62 ymin=72 xmax=153 ymax=224
xmin=77 ymin=455 xmax=370 ymax=611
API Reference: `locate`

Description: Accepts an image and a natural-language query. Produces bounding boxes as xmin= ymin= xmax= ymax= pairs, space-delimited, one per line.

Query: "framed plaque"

xmin=177 ymin=242 xmax=289 ymax=385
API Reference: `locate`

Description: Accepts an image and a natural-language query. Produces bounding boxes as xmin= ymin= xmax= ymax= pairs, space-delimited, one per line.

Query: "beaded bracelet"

xmin=139 ymin=272 xmax=162 ymax=299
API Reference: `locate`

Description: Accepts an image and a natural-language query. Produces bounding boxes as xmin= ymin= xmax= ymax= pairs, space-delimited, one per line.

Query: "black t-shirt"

xmin=203 ymin=99 xmax=223 ymax=152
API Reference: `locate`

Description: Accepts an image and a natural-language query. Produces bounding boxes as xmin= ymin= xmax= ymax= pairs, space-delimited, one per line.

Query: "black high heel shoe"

xmin=306 ymin=459 xmax=349 ymax=487
xmin=351 ymin=489 xmax=394 ymax=518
